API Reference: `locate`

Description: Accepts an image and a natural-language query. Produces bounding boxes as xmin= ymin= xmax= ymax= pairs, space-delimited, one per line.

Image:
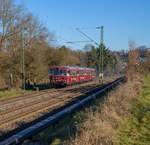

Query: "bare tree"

xmin=126 ymin=41 xmax=139 ymax=81
xmin=0 ymin=0 xmax=22 ymax=50
xmin=113 ymin=52 xmax=122 ymax=73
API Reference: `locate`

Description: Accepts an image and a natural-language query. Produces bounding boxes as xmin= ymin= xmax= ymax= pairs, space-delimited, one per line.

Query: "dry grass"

xmin=67 ymin=77 xmax=143 ymax=145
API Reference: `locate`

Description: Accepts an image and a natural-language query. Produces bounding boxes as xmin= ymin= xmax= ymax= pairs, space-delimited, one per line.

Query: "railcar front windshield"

xmin=50 ymin=68 xmax=67 ymax=76
xmin=60 ymin=70 xmax=67 ymax=76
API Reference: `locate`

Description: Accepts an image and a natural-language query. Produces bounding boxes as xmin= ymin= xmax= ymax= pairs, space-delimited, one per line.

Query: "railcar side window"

xmin=63 ymin=70 xmax=67 ymax=75
xmin=50 ymin=69 xmax=54 ymax=76
xmin=53 ymin=68 xmax=60 ymax=75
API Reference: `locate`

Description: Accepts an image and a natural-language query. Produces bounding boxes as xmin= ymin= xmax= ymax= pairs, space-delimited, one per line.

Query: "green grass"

xmin=33 ymin=110 xmax=89 ymax=145
xmin=116 ymin=77 xmax=150 ymax=145
xmin=0 ymin=90 xmax=32 ymax=98
xmin=33 ymin=95 xmax=105 ymax=145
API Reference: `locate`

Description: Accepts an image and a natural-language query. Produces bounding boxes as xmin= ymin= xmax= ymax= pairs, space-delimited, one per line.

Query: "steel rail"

xmin=0 ymin=77 xmax=124 ymax=145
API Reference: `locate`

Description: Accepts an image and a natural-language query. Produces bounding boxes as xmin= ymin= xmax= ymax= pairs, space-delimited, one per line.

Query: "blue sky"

xmin=16 ymin=0 xmax=150 ymax=51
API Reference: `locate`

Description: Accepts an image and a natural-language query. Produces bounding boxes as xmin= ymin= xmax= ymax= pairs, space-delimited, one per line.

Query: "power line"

xmin=65 ymin=40 xmax=92 ymax=44
xmin=76 ymin=28 xmax=99 ymax=46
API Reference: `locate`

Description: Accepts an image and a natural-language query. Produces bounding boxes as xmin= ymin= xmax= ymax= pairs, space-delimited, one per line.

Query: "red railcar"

xmin=50 ymin=66 xmax=96 ymax=87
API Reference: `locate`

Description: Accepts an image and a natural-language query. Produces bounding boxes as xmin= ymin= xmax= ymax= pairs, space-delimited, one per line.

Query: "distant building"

xmin=147 ymin=48 xmax=150 ymax=51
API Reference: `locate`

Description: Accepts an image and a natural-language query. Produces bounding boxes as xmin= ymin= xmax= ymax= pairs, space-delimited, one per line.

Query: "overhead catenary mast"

xmin=96 ymin=26 xmax=104 ymax=84
xmin=21 ymin=22 xmax=25 ymax=89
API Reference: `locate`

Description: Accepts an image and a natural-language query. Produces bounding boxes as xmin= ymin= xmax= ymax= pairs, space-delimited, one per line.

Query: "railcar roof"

xmin=51 ymin=66 xmax=95 ymax=71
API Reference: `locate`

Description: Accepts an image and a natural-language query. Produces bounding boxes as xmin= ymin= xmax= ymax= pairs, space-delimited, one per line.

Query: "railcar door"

xmin=66 ymin=70 xmax=71 ymax=85
xmin=59 ymin=69 xmax=67 ymax=86
xmin=70 ymin=70 xmax=77 ymax=84
xmin=80 ymin=70 xmax=84 ymax=82
xmin=77 ymin=71 xmax=80 ymax=83
xmin=50 ymin=69 xmax=54 ymax=85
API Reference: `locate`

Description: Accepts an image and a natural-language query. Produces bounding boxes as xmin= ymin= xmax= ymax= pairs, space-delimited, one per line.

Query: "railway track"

xmin=0 ymin=83 xmax=98 ymax=112
xmin=0 ymin=80 xmax=97 ymax=106
xmin=0 ymin=77 xmax=125 ymax=145
xmin=0 ymin=84 xmax=101 ymax=126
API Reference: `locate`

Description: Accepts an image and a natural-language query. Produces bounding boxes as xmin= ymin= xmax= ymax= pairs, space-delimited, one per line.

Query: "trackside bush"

xmin=116 ymin=78 xmax=150 ymax=145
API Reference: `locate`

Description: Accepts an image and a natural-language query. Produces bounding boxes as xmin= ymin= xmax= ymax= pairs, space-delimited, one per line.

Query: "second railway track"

xmin=0 ymin=81 xmax=102 ymax=127
xmin=0 ymin=80 xmax=98 ymax=106
xmin=0 ymin=84 xmax=100 ymax=126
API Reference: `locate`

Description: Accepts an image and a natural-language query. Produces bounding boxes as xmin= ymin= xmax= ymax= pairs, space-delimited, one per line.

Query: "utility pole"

xmin=21 ymin=24 xmax=25 ymax=89
xmin=101 ymin=26 xmax=104 ymax=84
xmin=96 ymin=26 xmax=104 ymax=84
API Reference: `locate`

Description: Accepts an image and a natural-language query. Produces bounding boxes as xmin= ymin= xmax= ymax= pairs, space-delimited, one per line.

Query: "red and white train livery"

xmin=50 ymin=66 xmax=96 ymax=87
